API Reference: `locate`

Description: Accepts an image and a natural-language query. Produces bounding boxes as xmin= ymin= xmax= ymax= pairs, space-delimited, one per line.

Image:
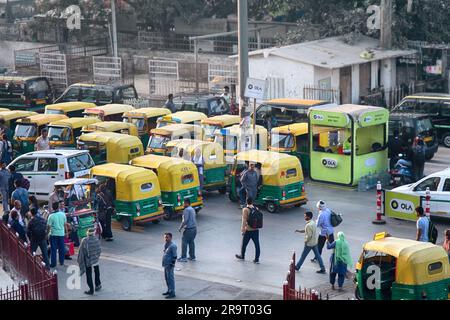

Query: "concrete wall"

xmin=314 ymin=66 xmax=340 ymax=89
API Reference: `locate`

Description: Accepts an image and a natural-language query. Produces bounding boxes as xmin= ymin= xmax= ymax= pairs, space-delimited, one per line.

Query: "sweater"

xmin=77 ymin=235 xmax=102 ymax=276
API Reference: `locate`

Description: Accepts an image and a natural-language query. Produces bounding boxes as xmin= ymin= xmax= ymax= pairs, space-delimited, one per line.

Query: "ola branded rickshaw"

xmin=270 ymin=123 xmax=310 ymax=173
xmin=14 ymin=114 xmax=68 ymax=155
xmin=84 ymin=104 xmax=135 ymax=121
xmin=165 ymin=139 xmax=227 ymax=194
xmin=229 ymin=150 xmax=307 ymax=213
xmin=146 ymin=124 xmax=204 ymax=155
xmin=77 ymin=132 xmax=144 ymax=165
xmin=90 ymin=163 xmax=164 ymax=231
xmin=214 ymin=124 xmax=268 ymax=163
xmin=82 ymin=121 xmax=138 ymax=137
xmin=131 ymin=154 xmax=203 ymax=219
xmin=122 ymin=107 xmax=172 ymax=146
xmin=308 ymin=104 xmax=389 ymax=186
xmin=156 ymin=110 xmax=207 ymax=128
xmin=48 ymin=117 xmax=100 ymax=149
xmin=0 ymin=110 xmax=37 ymax=140
xmin=355 ymin=232 xmax=450 ymax=300
xmin=201 ymin=115 xmax=241 ymax=141
xmin=45 ymin=102 xmax=96 ymax=117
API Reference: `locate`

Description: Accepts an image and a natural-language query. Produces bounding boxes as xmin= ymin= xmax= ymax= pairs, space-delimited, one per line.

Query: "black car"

xmin=55 ymin=83 xmax=138 ymax=105
xmin=389 ymin=112 xmax=439 ymax=160
xmin=394 ymin=93 xmax=450 ymax=147
xmin=172 ymin=95 xmax=230 ymax=116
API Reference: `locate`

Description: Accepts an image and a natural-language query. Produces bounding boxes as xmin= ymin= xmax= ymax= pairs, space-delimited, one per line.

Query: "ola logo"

xmin=391 ymin=200 xmax=399 ymax=209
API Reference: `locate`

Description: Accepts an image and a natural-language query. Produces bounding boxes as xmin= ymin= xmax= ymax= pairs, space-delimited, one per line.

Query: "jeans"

xmin=49 ymin=235 xmax=65 ymax=267
xmin=164 ymin=265 xmax=175 ymax=294
xmin=330 ymin=271 xmax=345 ymax=288
xmin=238 ymin=186 xmax=247 ymax=206
xmin=295 ymin=245 xmax=325 ymax=270
xmin=85 ymin=265 xmax=101 ymax=292
xmin=318 ymin=234 xmax=334 ymax=256
xmin=241 ymin=230 xmax=260 ymax=261
xmin=198 ymin=173 xmax=204 ymax=191
xmin=31 ymin=239 xmax=50 ymax=268
xmin=0 ymin=189 xmax=9 ymax=213
xmin=181 ymin=227 xmax=197 ymax=259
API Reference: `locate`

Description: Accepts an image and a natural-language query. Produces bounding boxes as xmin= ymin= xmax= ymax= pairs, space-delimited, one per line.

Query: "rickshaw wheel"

xmin=218 ymin=186 xmax=227 ymax=194
xmin=354 ymin=287 xmax=362 ymax=300
xmin=163 ymin=207 xmax=173 ymax=220
xmin=266 ymin=202 xmax=279 ymax=213
xmin=152 ymin=219 xmax=160 ymax=224
xmin=120 ymin=217 xmax=132 ymax=231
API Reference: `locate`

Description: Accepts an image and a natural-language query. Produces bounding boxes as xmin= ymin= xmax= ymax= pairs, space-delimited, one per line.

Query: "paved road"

xmin=424 ymin=146 xmax=450 ymax=176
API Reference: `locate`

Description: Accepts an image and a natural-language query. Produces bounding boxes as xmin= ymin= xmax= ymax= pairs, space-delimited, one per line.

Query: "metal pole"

xmin=238 ymin=0 xmax=249 ymax=149
xmin=256 ymin=29 xmax=261 ymax=50
xmin=380 ymin=0 xmax=392 ymax=50
xmin=111 ymin=0 xmax=118 ymax=57
xmin=194 ymin=39 xmax=199 ymax=94
xmin=253 ymin=98 xmax=257 ymax=145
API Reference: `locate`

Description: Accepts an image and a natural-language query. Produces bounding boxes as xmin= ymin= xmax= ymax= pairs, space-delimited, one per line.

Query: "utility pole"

xmin=380 ymin=0 xmax=392 ymax=49
xmin=111 ymin=0 xmax=118 ymax=57
xmin=238 ymin=0 xmax=250 ymax=150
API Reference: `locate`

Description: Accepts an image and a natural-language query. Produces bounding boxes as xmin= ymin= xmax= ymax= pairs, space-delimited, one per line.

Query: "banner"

xmin=384 ymin=190 xmax=422 ymax=221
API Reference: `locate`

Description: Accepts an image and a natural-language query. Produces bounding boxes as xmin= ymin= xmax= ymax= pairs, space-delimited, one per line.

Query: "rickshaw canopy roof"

xmin=363 ymin=237 xmax=450 ymax=285
xmin=123 ymin=107 xmax=171 ymax=118
xmin=165 ymin=139 xmax=225 ymax=168
xmin=83 ymin=121 xmax=137 ymax=133
xmin=79 ymin=131 xmax=142 ymax=149
xmin=54 ymin=178 xmax=98 ymax=186
xmin=84 ymin=104 xmax=135 ymax=116
xmin=49 ymin=117 xmax=99 ymax=128
xmin=271 ymin=123 xmax=308 ymax=136
xmin=90 ymin=163 xmax=161 ymax=201
xmin=0 ymin=108 xmax=10 ymax=112
xmin=0 ymin=111 xmax=37 ymax=121
xmin=45 ymin=102 xmax=96 ymax=112
xmin=151 ymin=123 xmax=200 ymax=136
xmin=265 ymin=98 xmax=328 ymax=106
xmin=18 ymin=114 xmax=68 ymax=126
xmin=159 ymin=111 xmax=207 ymax=123
xmin=201 ymin=115 xmax=240 ymax=127
xmin=224 ymin=124 xmax=268 ymax=136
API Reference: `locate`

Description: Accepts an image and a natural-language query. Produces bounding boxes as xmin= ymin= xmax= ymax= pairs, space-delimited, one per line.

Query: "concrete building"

xmin=233 ymin=35 xmax=416 ymax=103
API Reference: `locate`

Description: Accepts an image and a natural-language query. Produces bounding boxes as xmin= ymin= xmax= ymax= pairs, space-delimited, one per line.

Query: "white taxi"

xmin=8 ymin=150 xmax=95 ymax=201
xmin=392 ymin=168 xmax=450 ymax=217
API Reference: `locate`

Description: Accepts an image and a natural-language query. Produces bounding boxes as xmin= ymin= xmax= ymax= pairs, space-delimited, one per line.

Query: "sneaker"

xmin=235 ymin=254 xmax=244 ymax=260
xmin=295 ymin=267 xmax=300 ymax=271
xmin=162 ymin=291 xmax=170 ymax=296
xmin=177 ymin=258 xmax=188 ymax=262
xmin=84 ymin=290 xmax=94 ymax=295
xmin=253 ymin=259 xmax=259 ymax=264
xmin=65 ymin=256 xmax=72 ymax=260
xmin=95 ymin=285 xmax=102 ymax=291
xmin=188 ymin=257 xmax=196 ymax=261
xmin=165 ymin=294 xmax=176 ymax=299
xmin=310 ymin=258 xmax=317 ymax=263
xmin=316 ymin=269 xmax=326 ymax=274
xmin=105 ymin=238 xmax=114 ymax=242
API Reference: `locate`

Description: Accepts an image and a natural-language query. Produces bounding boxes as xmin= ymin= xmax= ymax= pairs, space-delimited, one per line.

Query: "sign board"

xmin=244 ymin=77 xmax=266 ymax=100
xmin=384 ymin=190 xmax=422 ymax=221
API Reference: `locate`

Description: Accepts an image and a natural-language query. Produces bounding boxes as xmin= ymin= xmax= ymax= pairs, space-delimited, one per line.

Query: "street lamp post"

xmin=238 ymin=0 xmax=249 ymax=150
xmin=111 ymin=0 xmax=118 ymax=57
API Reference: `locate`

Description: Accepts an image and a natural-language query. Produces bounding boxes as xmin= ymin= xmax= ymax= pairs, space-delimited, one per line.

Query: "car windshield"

xmin=416 ymin=118 xmax=433 ymax=134
xmin=48 ymin=126 xmax=72 ymax=141
xmin=15 ymin=124 xmax=37 ymax=138
xmin=271 ymin=133 xmax=294 ymax=148
xmin=148 ymin=135 xmax=169 ymax=148
xmin=67 ymin=153 xmax=95 ymax=172
xmin=80 ymin=88 xmax=97 ymax=102
xmin=0 ymin=81 xmax=25 ymax=98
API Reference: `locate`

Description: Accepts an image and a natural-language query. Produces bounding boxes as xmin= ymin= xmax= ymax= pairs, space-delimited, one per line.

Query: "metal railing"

xmin=0 ymin=222 xmax=58 ymax=300
xmin=303 ymin=85 xmax=340 ymax=104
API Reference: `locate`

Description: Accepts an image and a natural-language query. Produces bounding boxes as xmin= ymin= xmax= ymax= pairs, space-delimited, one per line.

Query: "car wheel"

xmin=266 ymin=202 xmax=279 ymax=213
xmin=120 ymin=216 xmax=132 ymax=231
xmin=443 ymin=134 xmax=450 ymax=148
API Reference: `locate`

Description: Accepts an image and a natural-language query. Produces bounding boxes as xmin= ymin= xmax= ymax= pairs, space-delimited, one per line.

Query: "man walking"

xmin=416 ymin=206 xmax=429 ymax=242
xmin=239 ymin=162 xmax=259 ymax=208
xmin=78 ymin=228 xmax=102 ymax=295
xmin=8 ymin=165 xmax=23 ymax=198
xmin=178 ymin=198 xmax=197 ymax=262
xmin=27 ymin=207 xmax=50 ymax=268
xmin=315 ymin=200 xmax=334 ymax=260
xmin=295 ymin=211 xmax=326 ymax=273
xmin=47 ymin=202 xmax=68 ymax=268
xmin=11 ymin=180 xmax=29 ymax=220
xmin=96 ymin=185 xmax=114 ymax=241
xmin=162 ymin=232 xmax=177 ymax=299
xmin=412 ymin=137 xmax=426 ymax=181
xmin=235 ymin=197 xmax=261 ymax=263
xmin=0 ymin=134 xmax=13 ymax=165
xmin=35 ymin=128 xmax=50 ymax=151
xmin=164 ymin=94 xmax=177 ymax=113
xmin=0 ymin=161 xmax=11 ymax=213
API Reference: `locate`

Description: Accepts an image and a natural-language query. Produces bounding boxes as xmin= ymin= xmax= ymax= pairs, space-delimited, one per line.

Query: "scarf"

xmin=334 ymin=232 xmax=353 ymax=267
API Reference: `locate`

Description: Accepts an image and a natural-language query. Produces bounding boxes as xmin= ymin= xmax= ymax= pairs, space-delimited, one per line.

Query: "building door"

xmin=340 ymin=66 xmax=352 ymax=104
xmin=359 ymin=63 xmax=371 ymax=97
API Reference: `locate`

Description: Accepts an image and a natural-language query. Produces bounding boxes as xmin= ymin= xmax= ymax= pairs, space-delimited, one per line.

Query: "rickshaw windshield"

xmin=148 ymin=135 xmax=170 ymax=149
xmin=48 ymin=126 xmax=72 ymax=141
xmin=15 ymin=124 xmax=37 ymax=138
xmin=65 ymin=184 xmax=93 ymax=211
xmin=203 ymin=124 xmax=219 ymax=138
xmin=271 ymin=133 xmax=294 ymax=148
xmin=224 ymin=135 xmax=237 ymax=150
xmin=129 ymin=117 xmax=145 ymax=130
xmin=157 ymin=121 xmax=170 ymax=128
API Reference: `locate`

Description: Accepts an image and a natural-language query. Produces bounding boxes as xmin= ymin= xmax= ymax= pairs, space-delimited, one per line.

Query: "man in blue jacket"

xmin=162 ymin=232 xmax=177 ymax=299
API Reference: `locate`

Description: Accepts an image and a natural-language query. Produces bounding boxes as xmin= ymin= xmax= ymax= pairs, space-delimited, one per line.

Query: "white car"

xmin=392 ymin=168 xmax=450 ymax=217
xmin=8 ymin=150 xmax=95 ymax=201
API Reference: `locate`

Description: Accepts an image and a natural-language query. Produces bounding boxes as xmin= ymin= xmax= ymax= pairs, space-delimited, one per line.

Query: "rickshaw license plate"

xmin=424 ymin=136 xmax=432 ymax=142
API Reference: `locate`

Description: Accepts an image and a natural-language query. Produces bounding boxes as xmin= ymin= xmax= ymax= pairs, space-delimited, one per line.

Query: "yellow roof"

xmin=363 ymin=237 xmax=440 ymax=259
xmin=79 ymin=131 xmax=141 ymax=147
xmin=225 ymin=124 xmax=267 ymax=136
xmin=18 ymin=114 xmax=68 ymax=126
xmin=0 ymin=111 xmax=37 ymax=121
xmin=151 ymin=123 xmax=200 ymax=136
xmin=265 ymin=98 xmax=327 ymax=106
xmin=84 ymin=121 xmax=135 ymax=132
xmin=165 ymin=139 xmax=225 ymax=168
xmin=271 ymin=123 xmax=308 ymax=135
xmin=159 ymin=111 xmax=207 ymax=123
xmin=123 ymin=107 xmax=171 ymax=118
xmin=45 ymin=102 xmax=96 ymax=112
xmin=84 ymin=104 xmax=135 ymax=116
xmin=49 ymin=117 xmax=99 ymax=128
xmin=0 ymin=108 xmax=10 ymax=112
xmin=236 ymin=150 xmax=296 ymax=164
xmin=405 ymin=95 xmax=450 ymax=101
xmin=201 ymin=115 xmax=240 ymax=127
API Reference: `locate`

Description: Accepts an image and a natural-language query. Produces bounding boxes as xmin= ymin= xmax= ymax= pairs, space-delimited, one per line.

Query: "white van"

xmin=8 ymin=150 xmax=95 ymax=201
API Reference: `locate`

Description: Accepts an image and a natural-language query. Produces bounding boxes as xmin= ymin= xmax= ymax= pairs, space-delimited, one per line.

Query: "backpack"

xmin=31 ymin=217 xmax=47 ymax=241
xmin=330 ymin=210 xmax=343 ymax=227
xmin=247 ymin=206 xmax=263 ymax=229
xmin=21 ymin=178 xmax=30 ymax=190
xmin=427 ymin=218 xmax=438 ymax=244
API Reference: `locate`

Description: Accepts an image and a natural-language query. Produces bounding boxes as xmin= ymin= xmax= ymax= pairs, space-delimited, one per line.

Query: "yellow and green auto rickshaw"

xmin=14 ymin=114 xmax=68 ymax=155
xmin=0 ymin=108 xmax=10 ymax=112
xmin=84 ymin=104 xmax=135 ymax=121
xmin=165 ymin=139 xmax=227 ymax=194
xmin=214 ymin=124 xmax=268 ymax=163
xmin=44 ymin=101 xmax=96 ymax=117
xmin=269 ymin=123 xmax=310 ymax=173
xmin=90 ymin=163 xmax=164 ymax=231
xmin=156 ymin=111 xmax=207 ymax=128
xmin=82 ymin=121 xmax=138 ymax=137
xmin=355 ymin=232 xmax=450 ymax=300
xmin=0 ymin=110 xmax=37 ymax=140
xmin=122 ymin=107 xmax=172 ymax=147
xmin=48 ymin=117 xmax=100 ymax=149
xmin=131 ymin=154 xmax=203 ymax=219
xmin=228 ymin=150 xmax=307 ymax=213
xmin=77 ymin=132 xmax=144 ymax=165
xmin=146 ymin=124 xmax=204 ymax=155
xmin=201 ymin=115 xmax=241 ymax=141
